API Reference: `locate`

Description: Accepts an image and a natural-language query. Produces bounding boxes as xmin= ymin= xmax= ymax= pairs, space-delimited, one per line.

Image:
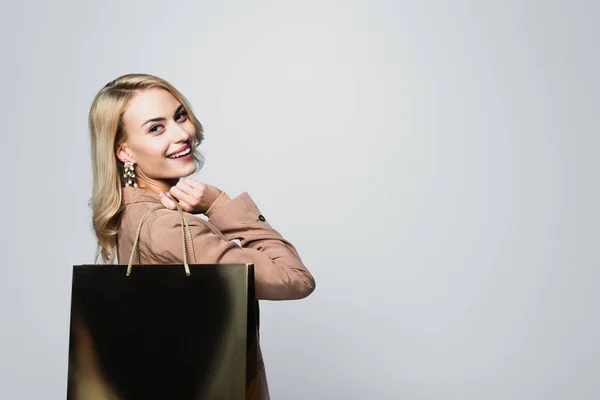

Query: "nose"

xmin=169 ymin=120 xmax=190 ymax=143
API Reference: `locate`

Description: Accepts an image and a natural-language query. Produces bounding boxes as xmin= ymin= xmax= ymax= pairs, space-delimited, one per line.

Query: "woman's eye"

xmin=150 ymin=125 xmax=162 ymax=134
xmin=149 ymin=112 xmax=186 ymax=133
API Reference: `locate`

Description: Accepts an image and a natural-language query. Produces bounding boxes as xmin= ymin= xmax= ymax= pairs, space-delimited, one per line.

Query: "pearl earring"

xmin=123 ymin=161 xmax=138 ymax=188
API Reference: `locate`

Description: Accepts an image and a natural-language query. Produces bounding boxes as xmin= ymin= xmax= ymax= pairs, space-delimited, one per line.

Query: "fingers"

xmin=165 ymin=192 xmax=177 ymax=203
xmin=158 ymin=192 xmax=177 ymax=210
xmin=162 ymin=179 xmax=218 ymax=214
xmin=183 ymin=177 xmax=200 ymax=189
xmin=169 ymin=185 xmax=198 ymax=209
xmin=176 ymin=199 xmax=192 ymax=213
xmin=168 ymin=192 xmax=193 ymax=213
xmin=177 ymin=180 xmax=195 ymax=193
xmin=175 ymin=180 xmax=200 ymax=201
xmin=160 ymin=191 xmax=194 ymax=213
xmin=175 ymin=180 xmax=206 ymax=209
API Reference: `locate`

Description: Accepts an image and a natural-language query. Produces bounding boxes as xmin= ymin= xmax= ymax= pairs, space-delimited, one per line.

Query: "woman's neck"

xmin=136 ymin=177 xmax=179 ymax=194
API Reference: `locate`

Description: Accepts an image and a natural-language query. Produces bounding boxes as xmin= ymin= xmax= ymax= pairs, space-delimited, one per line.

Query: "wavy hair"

xmin=89 ymin=73 xmax=205 ymax=264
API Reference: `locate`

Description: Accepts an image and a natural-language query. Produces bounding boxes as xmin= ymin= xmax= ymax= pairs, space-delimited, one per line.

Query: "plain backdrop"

xmin=1 ymin=0 xmax=598 ymax=399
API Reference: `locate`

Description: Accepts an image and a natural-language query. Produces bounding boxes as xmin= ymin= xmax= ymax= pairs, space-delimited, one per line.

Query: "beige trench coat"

xmin=116 ymin=187 xmax=316 ymax=399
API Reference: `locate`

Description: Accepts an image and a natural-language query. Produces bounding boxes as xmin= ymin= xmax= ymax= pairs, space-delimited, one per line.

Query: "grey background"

xmin=1 ymin=0 xmax=598 ymax=399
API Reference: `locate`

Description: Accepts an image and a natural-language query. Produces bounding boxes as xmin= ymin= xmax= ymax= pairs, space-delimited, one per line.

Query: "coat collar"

xmin=122 ymin=186 xmax=162 ymax=205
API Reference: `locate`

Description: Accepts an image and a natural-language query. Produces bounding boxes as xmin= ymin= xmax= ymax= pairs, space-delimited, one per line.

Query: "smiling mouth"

xmin=167 ymin=144 xmax=192 ymax=159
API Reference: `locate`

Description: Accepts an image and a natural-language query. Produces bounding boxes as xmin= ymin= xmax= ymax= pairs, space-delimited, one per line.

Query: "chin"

xmin=161 ymin=157 xmax=197 ymax=179
xmin=176 ymin=160 xmax=197 ymax=177
xmin=186 ymin=161 xmax=198 ymax=175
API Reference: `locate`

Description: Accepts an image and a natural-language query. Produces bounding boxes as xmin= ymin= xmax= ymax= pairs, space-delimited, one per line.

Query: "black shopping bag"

xmin=67 ymin=203 xmax=259 ymax=400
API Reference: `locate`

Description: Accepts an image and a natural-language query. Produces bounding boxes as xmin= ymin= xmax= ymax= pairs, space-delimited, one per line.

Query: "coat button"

xmin=258 ymin=215 xmax=266 ymax=222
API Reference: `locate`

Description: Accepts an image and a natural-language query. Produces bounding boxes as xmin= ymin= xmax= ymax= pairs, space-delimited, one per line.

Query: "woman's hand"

xmin=159 ymin=177 xmax=223 ymax=215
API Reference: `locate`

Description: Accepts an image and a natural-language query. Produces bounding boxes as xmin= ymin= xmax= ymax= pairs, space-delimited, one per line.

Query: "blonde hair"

xmin=89 ymin=73 xmax=205 ymax=264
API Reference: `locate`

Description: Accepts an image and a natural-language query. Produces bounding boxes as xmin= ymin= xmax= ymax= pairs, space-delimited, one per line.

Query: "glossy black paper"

xmin=66 ymin=264 xmax=258 ymax=400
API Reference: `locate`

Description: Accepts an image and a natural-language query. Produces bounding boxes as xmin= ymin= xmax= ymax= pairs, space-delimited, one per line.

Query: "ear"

xmin=115 ymin=143 xmax=134 ymax=164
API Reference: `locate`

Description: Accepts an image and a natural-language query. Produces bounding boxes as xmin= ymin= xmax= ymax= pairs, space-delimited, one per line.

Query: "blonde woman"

xmin=85 ymin=73 xmax=316 ymax=399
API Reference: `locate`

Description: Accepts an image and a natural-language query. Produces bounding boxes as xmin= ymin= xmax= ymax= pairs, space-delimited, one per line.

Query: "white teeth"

xmin=168 ymin=147 xmax=191 ymax=158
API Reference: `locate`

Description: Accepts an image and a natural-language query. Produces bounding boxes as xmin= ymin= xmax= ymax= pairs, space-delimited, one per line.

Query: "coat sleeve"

xmin=148 ymin=192 xmax=316 ymax=301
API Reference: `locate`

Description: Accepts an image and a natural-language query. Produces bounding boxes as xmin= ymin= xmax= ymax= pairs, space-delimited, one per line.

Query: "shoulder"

xmin=120 ymin=200 xmax=226 ymax=243
xmin=120 ymin=201 xmax=161 ymax=234
xmin=119 ymin=201 xmax=203 ymax=238
xmin=148 ymin=207 xmax=205 ymax=228
xmin=144 ymin=208 xmax=231 ymax=262
xmin=147 ymin=207 xmax=224 ymax=238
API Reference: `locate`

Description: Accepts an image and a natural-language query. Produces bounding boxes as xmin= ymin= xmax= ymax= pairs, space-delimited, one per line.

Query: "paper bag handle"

xmin=126 ymin=201 xmax=197 ymax=276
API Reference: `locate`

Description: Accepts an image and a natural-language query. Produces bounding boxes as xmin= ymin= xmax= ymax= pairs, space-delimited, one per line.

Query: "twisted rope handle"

xmin=126 ymin=202 xmax=197 ymax=276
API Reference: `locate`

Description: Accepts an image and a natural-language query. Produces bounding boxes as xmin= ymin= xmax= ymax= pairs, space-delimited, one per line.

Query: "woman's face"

xmin=117 ymin=88 xmax=197 ymax=187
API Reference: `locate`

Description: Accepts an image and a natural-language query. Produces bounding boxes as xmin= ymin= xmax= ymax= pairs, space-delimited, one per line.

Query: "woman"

xmin=87 ymin=73 xmax=316 ymax=399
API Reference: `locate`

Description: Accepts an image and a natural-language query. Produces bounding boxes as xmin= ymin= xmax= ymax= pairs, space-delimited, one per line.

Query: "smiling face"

xmin=116 ymin=87 xmax=198 ymax=191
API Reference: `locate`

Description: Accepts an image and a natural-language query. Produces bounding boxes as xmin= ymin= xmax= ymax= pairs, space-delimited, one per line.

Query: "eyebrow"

xmin=141 ymin=104 xmax=185 ymax=127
